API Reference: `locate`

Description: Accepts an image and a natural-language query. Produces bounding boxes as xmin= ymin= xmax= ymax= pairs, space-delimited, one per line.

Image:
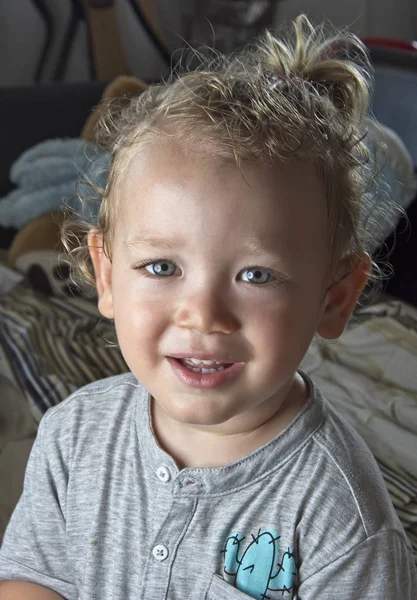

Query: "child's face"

xmin=90 ymin=141 xmax=364 ymax=432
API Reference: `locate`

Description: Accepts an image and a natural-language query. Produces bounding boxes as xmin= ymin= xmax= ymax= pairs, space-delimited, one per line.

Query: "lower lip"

xmin=167 ymin=357 xmax=245 ymax=389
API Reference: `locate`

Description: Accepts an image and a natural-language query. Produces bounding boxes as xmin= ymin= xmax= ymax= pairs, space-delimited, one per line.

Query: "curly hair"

xmin=63 ymin=14 xmax=375 ymax=290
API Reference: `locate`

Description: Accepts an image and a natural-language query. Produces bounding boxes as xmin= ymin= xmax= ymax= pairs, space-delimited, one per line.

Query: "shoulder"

xmin=292 ymin=380 xmax=411 ymax=578
xmin=312 ymin=394 xmax=398 ymax=534
xmin=44 ymin=372 xmax=142 ymax=422
xmin=38 ymin=372 xmax=146 ymax=461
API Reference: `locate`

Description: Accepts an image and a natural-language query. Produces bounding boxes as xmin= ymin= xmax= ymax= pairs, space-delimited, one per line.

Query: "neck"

xmin=151 ymin=373 xmax=308 ymax=469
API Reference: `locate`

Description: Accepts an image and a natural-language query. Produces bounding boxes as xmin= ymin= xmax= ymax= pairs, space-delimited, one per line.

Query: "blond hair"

xmin=63 ymin=14 xmax=375 ymax=289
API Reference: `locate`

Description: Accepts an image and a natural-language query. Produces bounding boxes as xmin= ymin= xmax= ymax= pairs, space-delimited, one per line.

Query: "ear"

xmin=317 ymin=254 xmax=371 ymax=339
xmin=88 ymin=229 xmax=114 ymax=319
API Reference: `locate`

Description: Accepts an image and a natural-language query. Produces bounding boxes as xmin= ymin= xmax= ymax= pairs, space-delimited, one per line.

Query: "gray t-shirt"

xmin=0 ymin=373 xmax=415 ymax=599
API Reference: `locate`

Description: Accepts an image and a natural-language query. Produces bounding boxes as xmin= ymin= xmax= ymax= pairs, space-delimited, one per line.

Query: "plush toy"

xmin=81 ymin=74 xmax=147 ymax=142
xmin=6 ymin=75 xmax=147 ymax=298
xmin=6 ymin=211 xmax=81 ymax=298
xmin=0 ymin=76 xmax=147 ymax=231
xmin=0 ymin=139 xmax=110 ymax=229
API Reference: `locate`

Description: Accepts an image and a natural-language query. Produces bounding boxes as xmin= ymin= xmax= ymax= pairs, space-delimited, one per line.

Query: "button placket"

xmin=141 ymin=493 xmax=198 ymax=598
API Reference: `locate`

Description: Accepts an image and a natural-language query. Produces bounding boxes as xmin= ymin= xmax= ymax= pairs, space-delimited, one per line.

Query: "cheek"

xmin=111 ymin=272 xmax=169 ymax=345
xmin=113 ymin=299 xmax=166 ymax=376
xmin=248 ymin=292 xmax=321 ymax=354
xmin=114 ymin=297 xmax=167 ymax=339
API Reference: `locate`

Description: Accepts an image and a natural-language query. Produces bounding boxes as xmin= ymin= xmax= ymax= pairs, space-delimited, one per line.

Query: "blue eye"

xmin=144 ymin=261 xmax=176 ymax=277
xmin=241 ymin=268 xmax=271 ymax=284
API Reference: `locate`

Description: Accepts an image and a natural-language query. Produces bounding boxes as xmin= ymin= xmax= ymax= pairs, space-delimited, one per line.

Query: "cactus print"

xmin=221 ymin=528 xmax=296 ymax=599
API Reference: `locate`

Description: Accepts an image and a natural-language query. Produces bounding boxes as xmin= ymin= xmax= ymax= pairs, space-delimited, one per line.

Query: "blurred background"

xmin=1 ymin=0 xmax=416 ymax=85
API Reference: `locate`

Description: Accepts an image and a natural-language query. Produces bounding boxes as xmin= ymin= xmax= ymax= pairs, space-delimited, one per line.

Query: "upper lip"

xmin=168 ymin=352 xmax=242 ymax=363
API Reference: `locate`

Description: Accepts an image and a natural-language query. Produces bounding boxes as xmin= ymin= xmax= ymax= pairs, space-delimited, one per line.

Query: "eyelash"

xmin=131 ymin=258 xmax=288 ymax=288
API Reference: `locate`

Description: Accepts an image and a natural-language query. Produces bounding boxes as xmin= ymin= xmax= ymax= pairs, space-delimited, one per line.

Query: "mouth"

xmin=166 ymin=356 xmax=245 ymax=390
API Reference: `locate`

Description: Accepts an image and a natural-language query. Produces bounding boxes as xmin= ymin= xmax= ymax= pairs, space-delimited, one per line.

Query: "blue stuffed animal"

xmin=0 ymin=138 xmax=110 ymax=229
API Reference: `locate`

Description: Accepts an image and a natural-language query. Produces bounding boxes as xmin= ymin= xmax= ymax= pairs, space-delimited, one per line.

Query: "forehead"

xmin=114 ymin=140 xmax=329 ymax=256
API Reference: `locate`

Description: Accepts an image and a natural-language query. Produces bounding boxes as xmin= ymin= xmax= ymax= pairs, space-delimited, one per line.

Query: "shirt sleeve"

xmin=297 ymin=529 xmax=417 ymax=599
xmin=0 ymin=415 xmax=77 ymax=600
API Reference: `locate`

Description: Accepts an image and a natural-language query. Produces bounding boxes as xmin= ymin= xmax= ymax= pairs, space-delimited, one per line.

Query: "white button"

xmin=152 ymin=544 xmax=169 ymax=561
xmin=156 ymin=466 xmax=171 ymax=482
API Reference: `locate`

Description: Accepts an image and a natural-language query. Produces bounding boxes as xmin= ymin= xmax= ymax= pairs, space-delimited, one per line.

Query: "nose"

xmin=173 ymin=288 xmax=240 ymax=335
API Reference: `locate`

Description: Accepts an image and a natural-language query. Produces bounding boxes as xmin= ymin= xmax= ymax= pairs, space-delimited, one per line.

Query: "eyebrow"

xmin=124 ymin=236 xmax=185 ymax=251
xmin=124 ymin=234 xmax=286 ymax=256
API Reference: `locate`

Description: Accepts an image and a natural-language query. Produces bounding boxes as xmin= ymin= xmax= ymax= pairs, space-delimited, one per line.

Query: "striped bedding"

xmin=0 ymin=281 xmax=416 ymax=564
xmin=0 ymin=281 xmax=128 ymax=422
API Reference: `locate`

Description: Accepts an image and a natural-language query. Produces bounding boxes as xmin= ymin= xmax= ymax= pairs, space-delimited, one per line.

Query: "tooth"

xmin=185 ymin=358 xmax=226 ymax=365
xmin=187 ymin=365 xmax=226 ymax=373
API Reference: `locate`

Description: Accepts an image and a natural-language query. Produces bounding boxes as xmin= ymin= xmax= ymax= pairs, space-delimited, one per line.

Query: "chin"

xmin=160 ymin=394 xmax=240 ymax=427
